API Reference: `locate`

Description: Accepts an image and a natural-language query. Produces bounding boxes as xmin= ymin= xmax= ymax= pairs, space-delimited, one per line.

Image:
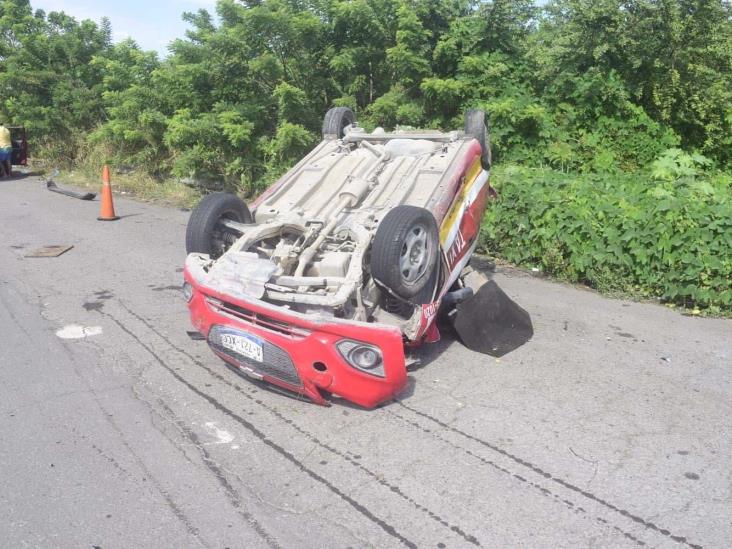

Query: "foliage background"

xmin=1 ymin=0 xmax=730 ymax=312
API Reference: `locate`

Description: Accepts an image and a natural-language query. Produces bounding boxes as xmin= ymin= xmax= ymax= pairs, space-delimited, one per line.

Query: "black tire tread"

xmin=322 ymin=107 xmax=355 ymax=139
xmin=464 ymin=108 xmax=492 ymax=169
xmin=185 ymin=192 xmax=251 ymax=257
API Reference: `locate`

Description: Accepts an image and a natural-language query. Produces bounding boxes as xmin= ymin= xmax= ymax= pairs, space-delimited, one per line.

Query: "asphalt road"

xmin=1 ymin=174 xmax=731 ymax=549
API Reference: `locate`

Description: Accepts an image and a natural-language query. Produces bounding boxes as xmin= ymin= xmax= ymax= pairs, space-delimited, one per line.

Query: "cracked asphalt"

xmin=1 ymin=174 xmax=731 ymax=548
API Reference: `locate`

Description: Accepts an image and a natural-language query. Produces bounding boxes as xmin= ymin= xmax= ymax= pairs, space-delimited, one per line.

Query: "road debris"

xmin=203 ymin=422 xmax=234 ymax=444
xmin=46 ymin=179 xmax=96 ymax=201
xmin=25 ymin=245 xmax=73 ymax=258
xmin=55 ymin=324 xmax=103 ymax=339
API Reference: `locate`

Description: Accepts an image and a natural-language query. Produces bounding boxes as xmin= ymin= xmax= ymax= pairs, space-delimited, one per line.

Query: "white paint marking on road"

xmin=56 ymin=324 xmax=103 ymax=339
xmin=204 ymin=421 xmax=234 ymax=444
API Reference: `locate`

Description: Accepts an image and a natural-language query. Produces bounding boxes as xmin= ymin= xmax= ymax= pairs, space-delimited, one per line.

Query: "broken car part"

xmin=46 ymin=170 xmax=96 ymax=201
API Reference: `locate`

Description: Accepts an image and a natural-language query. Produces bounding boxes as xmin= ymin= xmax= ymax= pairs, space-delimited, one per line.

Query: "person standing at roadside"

xmin=0 ymin=123 xmax=12 ymax=177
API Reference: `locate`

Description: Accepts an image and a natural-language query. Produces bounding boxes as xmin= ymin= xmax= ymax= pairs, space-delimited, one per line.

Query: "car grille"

xmin=205 ymin=297 xmax=310 ymax=339
xmin=208 ymin=325 xmax=302 ymax=387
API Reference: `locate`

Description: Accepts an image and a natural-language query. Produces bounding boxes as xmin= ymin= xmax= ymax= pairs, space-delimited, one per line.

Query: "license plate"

xmin=220 ymin=332 xmax=263 ymax=363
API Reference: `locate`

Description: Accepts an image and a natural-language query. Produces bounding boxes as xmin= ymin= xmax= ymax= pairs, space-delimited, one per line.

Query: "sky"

xmin=31 ymin=1 xmax=550 ymax=57
xmin=32 ymin=0 xmax=218 ymax=56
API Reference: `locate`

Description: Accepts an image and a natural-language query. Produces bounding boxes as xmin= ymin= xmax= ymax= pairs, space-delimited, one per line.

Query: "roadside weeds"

xmin=30 ymin=162 xmax=201 ymax=209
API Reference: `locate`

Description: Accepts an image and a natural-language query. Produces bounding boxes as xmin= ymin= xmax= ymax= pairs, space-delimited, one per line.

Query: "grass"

xmin=32 ymin=161 xmax=202 ymax=209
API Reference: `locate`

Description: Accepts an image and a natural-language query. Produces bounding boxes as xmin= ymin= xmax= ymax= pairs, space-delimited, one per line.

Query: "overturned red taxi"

xmin=183 ymin=108 xmax=530 ymax=408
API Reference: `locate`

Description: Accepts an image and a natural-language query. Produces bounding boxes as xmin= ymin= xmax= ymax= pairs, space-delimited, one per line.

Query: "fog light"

xmin=336 ymin=340 xmax=384 ymax=377
xmin=182 ymin=282 xmax=194 ymax=302
xmin=351 ymin=347 xmax=379 ymax=369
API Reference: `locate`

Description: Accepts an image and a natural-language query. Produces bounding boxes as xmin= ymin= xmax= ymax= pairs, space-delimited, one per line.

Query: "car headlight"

xmin=336 ymin=340 xmax=384 ymax=377
xmin=182 ymin=282 xmax=194 ymax=302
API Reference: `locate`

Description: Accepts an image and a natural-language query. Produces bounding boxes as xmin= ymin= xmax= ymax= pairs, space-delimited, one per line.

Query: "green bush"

xmin=481 ymin=162 xmax=732 ymax=314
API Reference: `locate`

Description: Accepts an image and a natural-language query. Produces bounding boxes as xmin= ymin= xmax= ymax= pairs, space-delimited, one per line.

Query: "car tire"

xmin=322 ymin=107 xmax=356 ymax=139
xmin=464 ymin=108 xmax=492 ymax=169
xmin=371 ymin=205 xmax=439 ymax=303
xmin=186 ymin=192 xmax=252 ymax=258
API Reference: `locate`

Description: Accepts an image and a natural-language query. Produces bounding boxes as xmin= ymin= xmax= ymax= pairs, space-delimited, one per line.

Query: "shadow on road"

xmin=1 ymin=170 xmax=43 ymax=181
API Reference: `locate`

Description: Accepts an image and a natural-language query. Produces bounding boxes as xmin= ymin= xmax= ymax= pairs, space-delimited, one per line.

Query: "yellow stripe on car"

xmin=440 ymin=158 xmax=485 ymax=245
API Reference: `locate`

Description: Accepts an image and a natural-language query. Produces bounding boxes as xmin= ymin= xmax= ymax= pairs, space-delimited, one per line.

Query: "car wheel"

xmin=371 ymin=205 xmax=439 ymax=303
xmin=464 ymin=108 xmax=492 ymax=169
xmin=322 ymin=107 xmax=356 ymax=139
xmin=185 ymin=192 xmax=252 ymax=258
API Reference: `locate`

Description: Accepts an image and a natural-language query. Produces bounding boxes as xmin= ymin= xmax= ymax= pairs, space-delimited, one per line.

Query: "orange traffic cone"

xmin=97 ymin=165 xmax=119 ymax=221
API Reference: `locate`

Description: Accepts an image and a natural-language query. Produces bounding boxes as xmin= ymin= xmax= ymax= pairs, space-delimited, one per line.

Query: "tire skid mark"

xmin=51 ymin=330 xmax=206 ymax=546
xmin=101 ymin=309 xmax=417 ymax=549
xmin=387 ymin=410 xmax=647 ymax=547
xmin=397 ymin=401 xmax=702 ymax=549
xmin=91 ymin=443 xmax=130 ymax=476
xmin=97 ymin=409 xmax=204 ymax=545
xmin=154 ymin=397 xmax=281 ymax=549
xmin=118 ymin=303 xmax=481 ymax=547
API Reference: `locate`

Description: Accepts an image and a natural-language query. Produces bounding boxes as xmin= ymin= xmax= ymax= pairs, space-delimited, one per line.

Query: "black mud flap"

xmin=451 ymin=280 xmax=533 ymax=357
xmin=47 ymin=180 xmax=96 ymax=200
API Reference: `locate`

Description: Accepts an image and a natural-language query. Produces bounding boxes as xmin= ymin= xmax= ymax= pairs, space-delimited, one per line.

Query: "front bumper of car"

xmin=184 ymin=260 xmax=408 ymax=409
